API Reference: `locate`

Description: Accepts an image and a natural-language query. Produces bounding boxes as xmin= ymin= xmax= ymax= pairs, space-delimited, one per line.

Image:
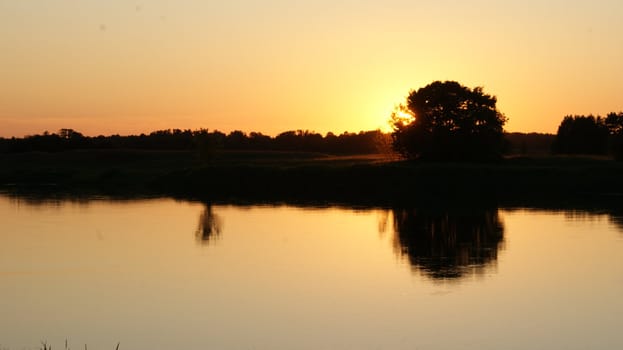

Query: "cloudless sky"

xmin=1 ymin=0 xmax=622 ymax=137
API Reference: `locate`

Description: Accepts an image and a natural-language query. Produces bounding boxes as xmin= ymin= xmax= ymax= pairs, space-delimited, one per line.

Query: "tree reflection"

xmin=608 ymin=210 xmax=623 ymax=233
xmin=391 ymin=206 xmax=504 ymax=280
xmin=195 ymin=204 xmax=222 ymax=244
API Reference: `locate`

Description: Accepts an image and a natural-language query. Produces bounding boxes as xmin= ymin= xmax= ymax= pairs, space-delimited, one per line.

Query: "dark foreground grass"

xmin=34 ymin=340 xmax=120 ymax=350
xmin=2 ymin=149 xmax=623 ymax=206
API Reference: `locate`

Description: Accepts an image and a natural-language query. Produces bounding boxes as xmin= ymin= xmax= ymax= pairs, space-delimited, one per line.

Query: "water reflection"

xmin=193 ymin=202 xmax=506 ymax=280
xmin=612 ymin=217 xmax=623 ymax=232
xmin=607 ymin=208 xmax=623 ymax=233
xmin=195 ymin=204 xmax=222 ymax=244
xmin=391 ymin=206 xmax=505 ymax=280
xmin=2 ymin=196 xmax=623 ymax=349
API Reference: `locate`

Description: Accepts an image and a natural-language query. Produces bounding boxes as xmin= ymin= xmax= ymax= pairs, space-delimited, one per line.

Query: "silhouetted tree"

xmin=274 ymin=130 xmax=301 ymax=151
xmin=225 ymin=130 xmax=249 ymax=150
xmin=606 ymin=112 xmax=623 ymax=160
xmin=605 ymin=112 xmax=623 ymax=135
xmin=391 ymin=81 xmax=507 ymax=160
xmin=552 ymin=115 xmax=609 ymax=155
xmin=392 ymin=206 xmax=505 ymax=280
xmin=58 ymin=128 xmax=83 ymax=140
xmin=248 ymin=132 xmax=272 ymax=149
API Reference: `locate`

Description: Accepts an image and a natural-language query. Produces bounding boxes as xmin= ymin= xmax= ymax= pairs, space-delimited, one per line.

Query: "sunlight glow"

xmin=390 ymin=109 xmax=415 ymax=130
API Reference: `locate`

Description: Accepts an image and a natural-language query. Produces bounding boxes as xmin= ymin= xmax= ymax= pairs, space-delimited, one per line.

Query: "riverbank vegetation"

xmin=2 ymin=148 xmax=623 ymax=205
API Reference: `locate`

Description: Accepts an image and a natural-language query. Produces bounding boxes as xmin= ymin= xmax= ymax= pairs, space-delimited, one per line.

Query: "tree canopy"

xmin=552 ymin=115 xmax=609 ymax=155
xmin=550 ymin=112 xmax=623 ymax=160
xmin=391 ymin=81 xmax=507 ymax=160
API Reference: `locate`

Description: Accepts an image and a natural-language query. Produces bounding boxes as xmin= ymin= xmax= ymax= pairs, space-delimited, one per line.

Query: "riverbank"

xmin=2 ymin=149 xmax=622 ymax=205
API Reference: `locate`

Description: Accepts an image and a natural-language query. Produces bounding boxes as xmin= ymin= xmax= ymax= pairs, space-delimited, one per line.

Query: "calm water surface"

xmin=1 ymin=195 xmax=622 ymax=350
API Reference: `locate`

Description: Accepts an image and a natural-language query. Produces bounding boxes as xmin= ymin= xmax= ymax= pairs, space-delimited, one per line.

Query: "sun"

xmin=396 ymin=110 xmax=414 ymax=121
xmin=389 ymin=108 xmax=415 ymax=130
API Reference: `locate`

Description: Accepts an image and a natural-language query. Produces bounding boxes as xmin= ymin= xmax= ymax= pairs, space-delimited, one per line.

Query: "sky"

xmin=1 ymin=0 xmax=622 ymax=137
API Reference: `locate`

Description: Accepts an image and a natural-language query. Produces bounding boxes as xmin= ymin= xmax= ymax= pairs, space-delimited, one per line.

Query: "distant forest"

xmin=0 ymin=128 xmax=556 ymax=156
xmin=0 ymin=129 xmax=392 ymax=155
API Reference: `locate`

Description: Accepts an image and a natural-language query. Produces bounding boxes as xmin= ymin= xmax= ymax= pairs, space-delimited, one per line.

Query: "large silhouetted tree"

xmin=391 ymin=81 xmax=507 ymax=160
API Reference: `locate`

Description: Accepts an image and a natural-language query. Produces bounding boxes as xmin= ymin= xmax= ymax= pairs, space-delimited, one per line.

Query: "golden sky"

xmin=1 ymin=0 xmax=622 ymax=137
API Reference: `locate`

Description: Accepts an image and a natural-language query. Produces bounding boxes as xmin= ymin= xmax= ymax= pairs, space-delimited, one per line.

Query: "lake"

xmin=1 ymin=194 xmax=622 ymax=350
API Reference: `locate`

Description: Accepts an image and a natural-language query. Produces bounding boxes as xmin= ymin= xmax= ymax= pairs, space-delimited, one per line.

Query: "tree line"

xmin=506 ymin=113 xmax=623 ymax=159
xmin=552 ymin=113 xmax=623 ymax=159
xmin=0 ymin=126 xmax=594 ymax=158
xmin=0 ymin=126 xmax=557 ymax=156
xmin=0 ymin=128 xmax=392 ymax=155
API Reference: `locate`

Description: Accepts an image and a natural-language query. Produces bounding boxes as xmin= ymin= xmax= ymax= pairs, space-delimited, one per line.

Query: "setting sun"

xmin=391 ymin=109 xmax=415 ymax=128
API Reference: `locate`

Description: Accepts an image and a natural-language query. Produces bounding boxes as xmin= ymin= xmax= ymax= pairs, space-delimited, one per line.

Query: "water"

xmin=1 ymin=195 xmax=622 ymax=350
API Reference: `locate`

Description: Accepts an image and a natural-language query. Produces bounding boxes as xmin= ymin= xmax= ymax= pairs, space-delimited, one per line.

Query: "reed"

xmin=37 ymin=340 xmax=119 ymax=350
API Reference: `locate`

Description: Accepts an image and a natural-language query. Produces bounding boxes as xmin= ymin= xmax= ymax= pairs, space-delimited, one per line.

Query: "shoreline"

xmin=2 ymin=150 xmax=623 ymax=209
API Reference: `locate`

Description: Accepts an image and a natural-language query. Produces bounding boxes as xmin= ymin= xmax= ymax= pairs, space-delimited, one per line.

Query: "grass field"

xmin=2 ymin=149 xmax=623 ymax=206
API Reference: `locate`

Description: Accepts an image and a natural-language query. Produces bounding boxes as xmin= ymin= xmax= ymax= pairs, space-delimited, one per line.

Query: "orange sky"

xmin=1 ymin=1 xmax=622 ymax=137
